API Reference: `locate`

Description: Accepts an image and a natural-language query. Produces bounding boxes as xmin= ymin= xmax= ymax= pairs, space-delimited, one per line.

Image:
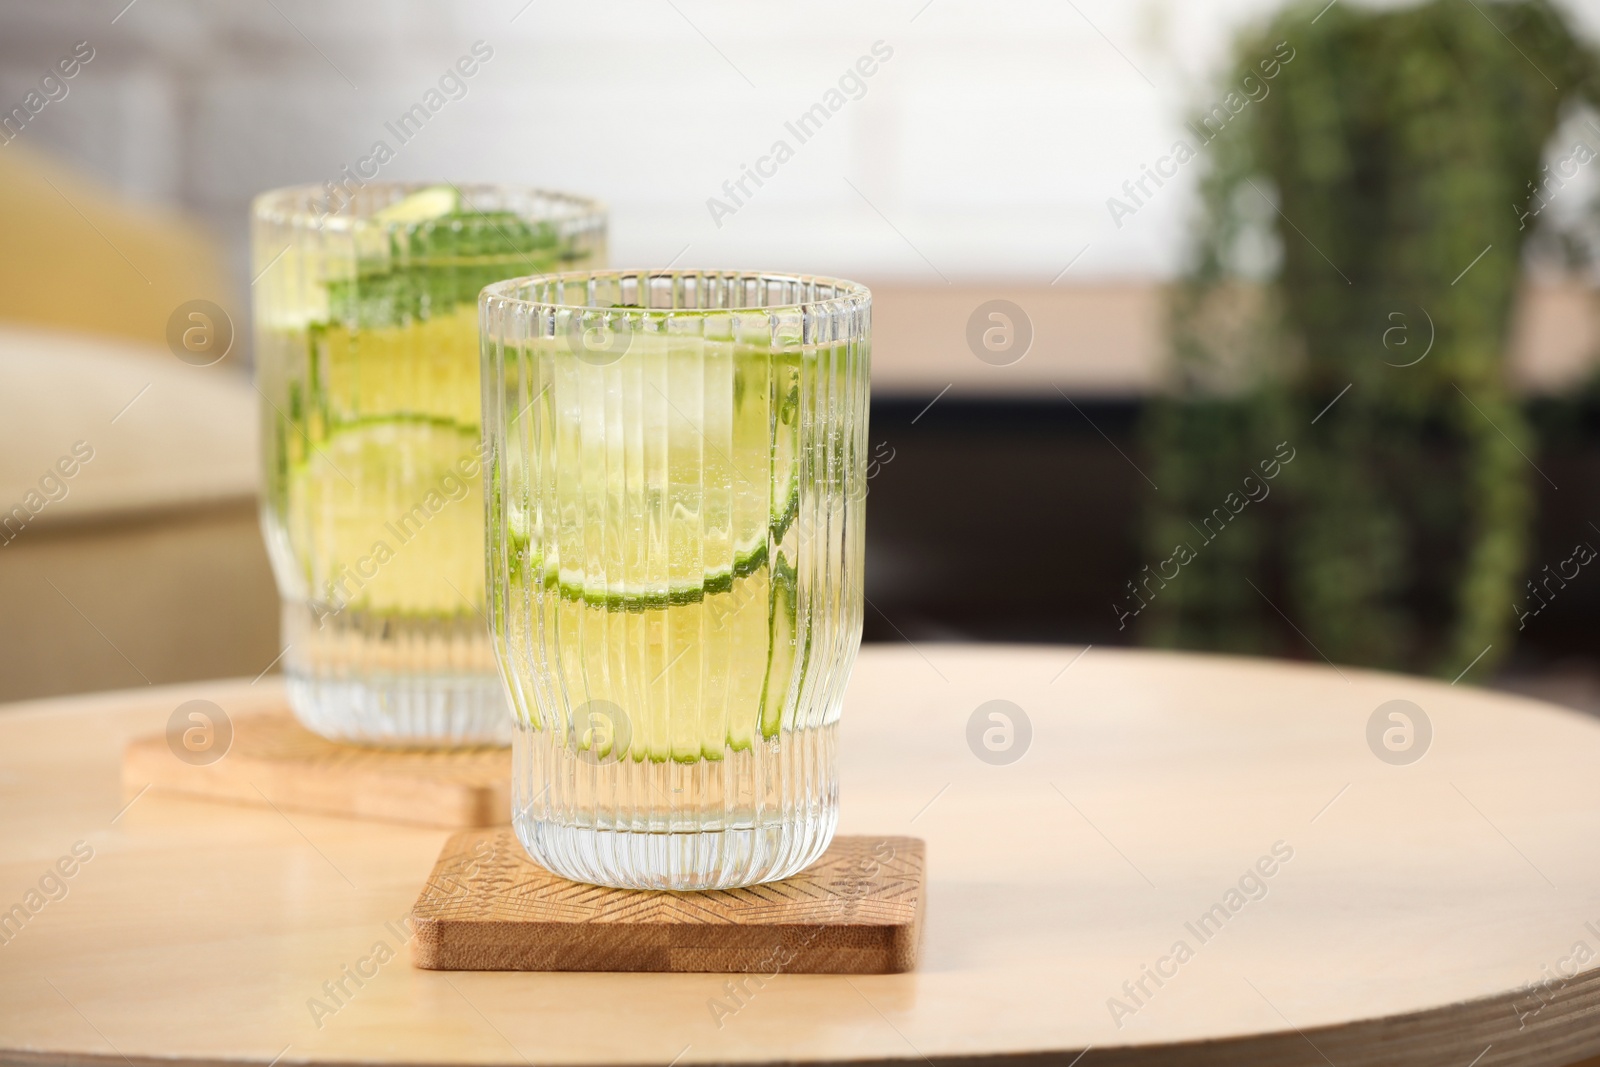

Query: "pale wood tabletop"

xmin=3 ymin=645 xmax=1599 ymax=1067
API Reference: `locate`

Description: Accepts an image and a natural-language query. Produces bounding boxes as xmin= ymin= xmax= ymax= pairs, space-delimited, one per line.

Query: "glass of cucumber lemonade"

xmin=481 ymin=270 xmax=870 ymax=889
xmin=252 ymin=183 xmax=605 ymax=746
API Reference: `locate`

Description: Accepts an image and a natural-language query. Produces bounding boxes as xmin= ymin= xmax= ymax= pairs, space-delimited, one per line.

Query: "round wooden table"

xmin=3 ymin=645 xmax=1599 ymax=1066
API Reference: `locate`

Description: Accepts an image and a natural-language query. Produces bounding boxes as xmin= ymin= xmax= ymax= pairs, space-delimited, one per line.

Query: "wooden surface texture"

xmin=409 ymin=830 xmax=924 ymax=973
xmin=5 ymin=646 xmax=1600 ymax=1065
xmin=122 ymin=708 xmax=509 ymax=829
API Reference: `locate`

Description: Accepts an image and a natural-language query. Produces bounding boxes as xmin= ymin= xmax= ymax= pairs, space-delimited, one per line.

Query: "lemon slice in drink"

xmin=373 ymin=185 xmax=459 ymax=224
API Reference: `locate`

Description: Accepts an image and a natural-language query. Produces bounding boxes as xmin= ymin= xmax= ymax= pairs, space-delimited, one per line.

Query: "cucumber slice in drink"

xmin=494 ymin=336 xmax=816 ymax=762
xmin=286 ymin=418 xmax=482 ymax=615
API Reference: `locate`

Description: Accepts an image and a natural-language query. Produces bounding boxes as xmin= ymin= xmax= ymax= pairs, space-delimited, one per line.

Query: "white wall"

xmin=2 ymin=0 xmax=1598 ymax=291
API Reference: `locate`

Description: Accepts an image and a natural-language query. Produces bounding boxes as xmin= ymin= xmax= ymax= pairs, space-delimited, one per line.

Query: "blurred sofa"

xmin=0 ymin=149 xmax=276 ymax=703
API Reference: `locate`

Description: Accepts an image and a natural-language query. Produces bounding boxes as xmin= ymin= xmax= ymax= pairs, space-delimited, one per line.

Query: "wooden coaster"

xmin=122 ymin=710 xmax=510 ymax=828
xmin=409 ymin=829 xmax=926 ymax=973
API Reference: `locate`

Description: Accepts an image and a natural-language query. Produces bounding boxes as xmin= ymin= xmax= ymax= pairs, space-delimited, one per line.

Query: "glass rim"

xmin=250 ymin=181 xmax=606 ymax=231
xmin=480 ymin=268 xmax=871 ymax=317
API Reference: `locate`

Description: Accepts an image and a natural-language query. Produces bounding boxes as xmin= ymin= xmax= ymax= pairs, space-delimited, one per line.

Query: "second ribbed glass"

xmin=252 ymin=183 xmax=605 ymax=747
xmin=481 ymin=270 xmax=870 ymax=889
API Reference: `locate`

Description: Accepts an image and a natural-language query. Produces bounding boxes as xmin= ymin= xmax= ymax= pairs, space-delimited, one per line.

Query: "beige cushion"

xmin=0 ymin=146 xmax=230 ymax=354
xmin=0 ymin=326 xmax=277 ymax=702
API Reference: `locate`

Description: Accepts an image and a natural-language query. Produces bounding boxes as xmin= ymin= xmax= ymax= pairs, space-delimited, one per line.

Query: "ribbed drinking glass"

xmin=481 ymin=270 xmax=870 ymax=889
xmin=252 ymin=183 xmax=605 ymax=746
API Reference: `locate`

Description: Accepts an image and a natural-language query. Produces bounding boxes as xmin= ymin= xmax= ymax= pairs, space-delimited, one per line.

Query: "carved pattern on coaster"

xmin=122 ymin=710 xmax=510 ymax=828
xmin=410 ymin=830 xmax=927 ymax=973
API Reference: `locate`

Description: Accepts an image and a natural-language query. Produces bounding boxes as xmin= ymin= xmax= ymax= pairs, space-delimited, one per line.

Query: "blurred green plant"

xmin=1141 ymin=0 xmax=1600 ymax=675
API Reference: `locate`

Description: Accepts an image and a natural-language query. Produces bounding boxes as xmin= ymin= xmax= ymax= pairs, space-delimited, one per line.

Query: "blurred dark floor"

xmin=863 ymin=397 xmax=1144 ymax=645
xmin=861 ymin=395 xmax=1600 ymax=713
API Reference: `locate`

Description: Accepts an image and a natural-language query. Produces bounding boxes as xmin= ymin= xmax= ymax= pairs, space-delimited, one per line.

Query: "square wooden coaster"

xmin=122 ymin=710 xmax=510 ymax=828
xmin=409 ymin=829 xmax=926 ymax=973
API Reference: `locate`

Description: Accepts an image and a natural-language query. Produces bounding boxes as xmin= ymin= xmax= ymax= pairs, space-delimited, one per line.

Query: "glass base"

xmin=512 ymin=721 xmax=838 ymax=890
xmin=285 ymin=670 xmax=510 ymax=748
xmin=281 ymin=601 xmax=511 ymax=748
